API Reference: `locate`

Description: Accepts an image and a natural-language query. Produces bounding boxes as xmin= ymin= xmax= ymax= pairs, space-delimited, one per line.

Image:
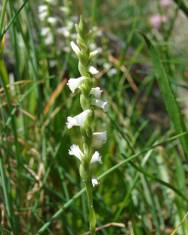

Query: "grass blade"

xmin=143 ymin=35 xmax=188 ymax=161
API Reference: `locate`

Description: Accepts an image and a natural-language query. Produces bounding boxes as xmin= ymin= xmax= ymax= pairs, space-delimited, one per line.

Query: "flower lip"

xmin=38 ymin=5 xmax=48 ymax=13
xmin=38 ymin=11 xmax=48 ymax=21
xmin=93 ymin=99 xmax=109 ymax=112
xmin=41 ymin=27 xmax=51 ymax=36
xmin=47 ymin=17 xmax=58 ymax=25
xmin=89 ymin=66 xmax=99 ymax=75
xmin=67 ymin=76 xmax=85 ymax=93
xmin=68 ymin=144 xmax=83 ymax=161
xmin=57 ymin=27 xmax=70 ymax=37
xmin=90 ymin=151 xmax=102 ymax=164
xmin=66 ymin=109 xmax=92 ymax=129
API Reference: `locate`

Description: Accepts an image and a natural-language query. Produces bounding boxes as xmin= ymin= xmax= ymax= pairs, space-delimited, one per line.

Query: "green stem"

xmin=0 ymin=0 xmax=8 ymax=37
xmin=85 ymin=180 xmax=96 ymax=235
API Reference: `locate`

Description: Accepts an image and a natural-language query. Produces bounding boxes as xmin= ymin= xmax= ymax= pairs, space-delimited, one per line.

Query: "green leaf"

xmin=143 ymin=34 xmax=188 ymax=161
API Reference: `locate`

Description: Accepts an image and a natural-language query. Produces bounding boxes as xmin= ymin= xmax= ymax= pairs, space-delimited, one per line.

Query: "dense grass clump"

xmin=1 ymin=0 xmax=188 ymax=234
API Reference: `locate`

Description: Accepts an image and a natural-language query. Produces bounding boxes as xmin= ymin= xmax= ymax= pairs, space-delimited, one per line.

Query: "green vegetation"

xmin=1 ymin=0 xmax=188 ymax=234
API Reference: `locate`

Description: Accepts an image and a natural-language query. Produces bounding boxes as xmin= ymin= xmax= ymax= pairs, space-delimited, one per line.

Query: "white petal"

xmin=71 ymin=41 xmax=81 ymax=55
xmin=60 ymin=6 xmax=69 ymax=13
xmin=103 ymin=63 xmax=111 ymax=70
xmin=41 ymin=27 xmax=50 ymax=36
xmin=89 ymin=66 xmax=99 ymax=75
xmin=66 ymin=109 xmax=91 ymax=129
xmin=39 ymin=11 xmax=48 ymax=21
xmin=92 ymin=178 xmax=99 ymax=187
xmin=93 ymin=99 xmax=109 ymax=112
xmin=91 ymin=151 xmax=102 ymax=164
xmin=49 ymin=60 xmax=57 ymax=67
xmin=67 ymin=77 xmax=85 ymax=93
xmin=44 ymin=33 xmax=53 ymax=45
xmin=108 ymin=68 xmax=117 ymax=77
xmin=38 ymin=5 xmax=48 ymax=13
xmin=47 ymin=17 xmax=57 ymax=25
xmin=90 ymin=87 xmax=103 ymax=98
xmin=66 ymin=117 xmax=77 ymax=129
xmin=57 ymin=27 xmax=70 ymax=37
xmin=68 ymin=144 xmax=83 ymax=161
xmin=93 ymin=132 xmax=107 ymax=147
xmin=89 ymin=48 xmax=101 ymax=58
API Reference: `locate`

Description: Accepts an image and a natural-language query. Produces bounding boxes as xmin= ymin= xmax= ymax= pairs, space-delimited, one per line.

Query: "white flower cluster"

xmin=38 ymin=0 xmax=75 ymax=48
xmin=66 ymin=41 xmax=108 ymax=187
xmin=38 ymin=3 xmax=54 ymax=45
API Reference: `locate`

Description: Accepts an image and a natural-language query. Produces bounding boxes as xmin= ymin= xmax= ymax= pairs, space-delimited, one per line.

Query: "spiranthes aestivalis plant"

xmin=66 ymin=16 xmax=108 ymax=235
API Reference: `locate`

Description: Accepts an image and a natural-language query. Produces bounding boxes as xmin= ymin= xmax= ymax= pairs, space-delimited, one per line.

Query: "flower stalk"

xmin=67 ymin=16 xmax=108 ymax=234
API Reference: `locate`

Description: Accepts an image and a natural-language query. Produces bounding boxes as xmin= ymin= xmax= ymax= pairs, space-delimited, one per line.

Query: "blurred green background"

xmin=1 ymin=0 xmax=188 ymax=234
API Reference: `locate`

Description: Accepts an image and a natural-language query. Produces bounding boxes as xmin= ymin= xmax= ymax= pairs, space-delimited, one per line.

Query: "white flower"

xmin=39 ymin=11 xmax=48 ymax=21
xmin=90 ymin=151 xmax=102 ymax=164
xmin=44 ymin=33 xmax=53 ymax=45
xmin=103 ymin=63 xmax=111 ymax=70
xmin=38 ymin=5 xmax=48 ymax=13
xmin=89 ymin=48 xmax=102 ymax=58
xmin=92 ymin=178 xmax=99 ymax=187
xmin=90 ymin=87 xmax=103 ymax=98
xmin=67 ymin=22 xmax=74 ymax=30
xmin=66 ymin=109 xmax=91 ymax=129
xmin=49 ymin=60 xmax=57 ymax=67
xmin=93 ymin=132 xmax=107 ymax=147
xmin=89 ymin=43 xmax=97 ymax=50
xmin=89 ymin=66 xmax=99 ymax=75
xmin=108 ymin=68 xmax=117 ymax=77
xmin=93 ymin=99 xmax=109 ymax=112
xmin=60 ymin=6 xmax=69 ymax=14
xmin=68 ymin=145 xmax=101 ymax=164
xmin=57 ymin=27 xmax=70 ymax=37
xmin=41 ymin=27 xmax=53 ymax=45
xmin=71 ymin=41 xmax=81 ymax=55
xmin=47 ymin=17 xmax=57 ymax=25
xmin=69 ymin=145 xmax=83 ymax=161
xmin=67 ymin=76 xmax=85 ymax=93
xmin=41 ymin=27 xmax=50 ymax=36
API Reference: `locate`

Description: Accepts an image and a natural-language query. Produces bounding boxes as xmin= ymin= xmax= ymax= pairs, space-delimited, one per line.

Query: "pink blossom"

xmin=160 ymin=0 xmax=172 ymax=8
xmin=149 ymin=15 xmax=167 ymax=29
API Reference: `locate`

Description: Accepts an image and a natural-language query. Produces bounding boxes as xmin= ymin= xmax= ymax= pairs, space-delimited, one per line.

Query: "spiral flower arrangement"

xmin=66 ymin=17 xmax=108 ymax=235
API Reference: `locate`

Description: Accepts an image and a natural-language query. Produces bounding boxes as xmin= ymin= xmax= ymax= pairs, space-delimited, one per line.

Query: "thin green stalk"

xmin=143 ymin=35 xmax=188 ymax=161
xmin=0 ymin=0 xmax=8 ymax=37
xmin=1 ymin=0 xmax=29 ymax=39
xmin=36 ymin=132 xmax=187 ymax=234
xmin=173 ymin=0 xmax=188 ymax=17
xmin=0 ymin=151 xmax=18 ymax=235
xmin=85 ymin=181 xmax=96 ymax=235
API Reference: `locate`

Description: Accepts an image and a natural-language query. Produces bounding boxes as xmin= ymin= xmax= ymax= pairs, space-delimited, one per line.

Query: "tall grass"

xmin=0 ymin=0 xmax=188 ymax=234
